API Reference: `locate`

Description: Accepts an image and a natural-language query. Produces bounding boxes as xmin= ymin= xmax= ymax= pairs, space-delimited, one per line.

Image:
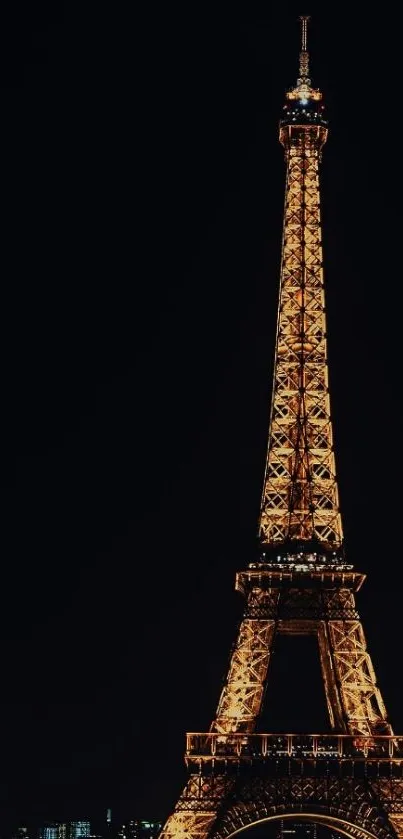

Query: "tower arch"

xmin=212 ymin=797 xmax=393 ymax=839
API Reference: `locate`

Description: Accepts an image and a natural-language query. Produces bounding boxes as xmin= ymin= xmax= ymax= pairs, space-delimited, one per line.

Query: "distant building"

xmin=38 ymin=828 xmax=57 ymax=839
xmin=38 ymin=826 xmax=67 ymax=839
xmin=117 ymin=822 xmax=162 ymax=839
xmin=69 ymin=824 xmax=91 ymax=839
xmin=12 ymin=828 xmax=30 ymax=839
xmin=138 ymin=822 xmax=162 ymax=839
xmin=277 ymin=824 xmax=337 ymax=839
xmin=278 ymin=825 xmax=317 ymax=839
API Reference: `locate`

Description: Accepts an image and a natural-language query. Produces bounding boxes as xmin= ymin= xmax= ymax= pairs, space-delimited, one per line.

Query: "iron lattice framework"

xmin=258 ymin=115 xmax=342 ymax=549
xmin=159 ymin=18 xmax=402 ymax=839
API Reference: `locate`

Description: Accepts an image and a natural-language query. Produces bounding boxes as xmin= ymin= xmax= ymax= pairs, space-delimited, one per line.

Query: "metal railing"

xmin=185 ymin=733 xmax=403 ymax=761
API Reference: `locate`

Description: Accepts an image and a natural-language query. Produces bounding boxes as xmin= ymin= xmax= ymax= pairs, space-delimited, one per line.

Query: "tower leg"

xmin=327 ymin=618 xmax=391 ymax=736
xmin=370 ymin=780 xmax=403 ymax=839
xmin=388 ymin=815 xmax=403 ymax=838
xmin=213 ymin=615 xmax=277 ymax=734
xmin=159 ymin=775 xmax=233 ymax=839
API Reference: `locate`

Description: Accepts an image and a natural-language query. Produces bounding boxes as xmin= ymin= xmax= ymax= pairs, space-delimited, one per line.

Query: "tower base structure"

xmin=159 ymin=559 xmax=403 ymax=839
xmin=163 ymin=751 xmax=403 ymax=839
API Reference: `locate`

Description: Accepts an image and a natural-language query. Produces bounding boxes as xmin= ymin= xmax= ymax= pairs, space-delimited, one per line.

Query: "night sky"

xmin=0 ymin=2 xmax=403 ymax=833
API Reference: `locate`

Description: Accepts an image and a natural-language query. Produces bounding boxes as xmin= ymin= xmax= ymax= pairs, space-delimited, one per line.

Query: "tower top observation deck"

xmin=280 ymin=16 xmax=328 ymax=131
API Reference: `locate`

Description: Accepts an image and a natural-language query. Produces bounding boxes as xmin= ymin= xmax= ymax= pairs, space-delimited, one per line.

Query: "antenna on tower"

xmin=299 ymin=15 xmax=310 ymax=80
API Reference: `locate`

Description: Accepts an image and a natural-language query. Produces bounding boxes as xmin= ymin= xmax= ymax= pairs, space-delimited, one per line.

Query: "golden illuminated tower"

xmin=159 ymin=18 xmax=403 ymax=839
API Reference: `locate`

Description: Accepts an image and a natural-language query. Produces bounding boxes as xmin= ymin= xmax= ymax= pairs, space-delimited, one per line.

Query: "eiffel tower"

xmin=159 ymin=17 xmax=403 ymax=839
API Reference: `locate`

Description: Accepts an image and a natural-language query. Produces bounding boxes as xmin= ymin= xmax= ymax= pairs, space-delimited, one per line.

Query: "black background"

xmin=0 ymin=1 xmax=402 ymax=833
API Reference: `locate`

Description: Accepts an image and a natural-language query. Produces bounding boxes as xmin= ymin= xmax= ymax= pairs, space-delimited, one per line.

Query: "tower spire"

xmin=258 ymin=16 xmax=338 ymax=556
xmin=299 ymin=15 xmax=310 ymax=80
